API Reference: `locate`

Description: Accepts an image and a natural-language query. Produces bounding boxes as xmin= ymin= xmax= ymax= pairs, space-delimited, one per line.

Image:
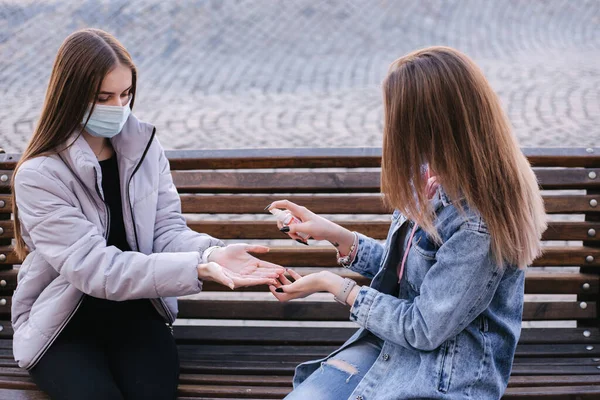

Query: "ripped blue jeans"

xmin=284 ymin=333 xmax=383 ymax=400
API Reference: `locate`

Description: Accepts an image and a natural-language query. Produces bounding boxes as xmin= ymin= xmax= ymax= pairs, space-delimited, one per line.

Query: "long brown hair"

xmin=12 ymin=29 xmax=137 ymax=260
xmin=381 ymin=46 xmax=547 ymax=268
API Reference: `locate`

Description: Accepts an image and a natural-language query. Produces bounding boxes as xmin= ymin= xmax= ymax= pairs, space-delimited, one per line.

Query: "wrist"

xmin=196 ymin=263 xmax=209 ymax=280
xmin=346 ymin=285 xmax=361 ymax=306
xmin=328 ymin=226 xmax=355 ymax=255
xmin=204 ymin=246 xmax=224 ymax=263
xmin=319 ymin=271 xmax=344 ymax=294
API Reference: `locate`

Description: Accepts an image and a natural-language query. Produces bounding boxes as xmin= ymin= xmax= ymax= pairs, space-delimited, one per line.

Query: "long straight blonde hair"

xmin=381 ymin=46 xmax=547 ymax=268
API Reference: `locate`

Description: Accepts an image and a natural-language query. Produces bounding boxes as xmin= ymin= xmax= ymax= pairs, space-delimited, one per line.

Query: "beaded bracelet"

xmin=336 ymin=232 xmax=359 ymax=267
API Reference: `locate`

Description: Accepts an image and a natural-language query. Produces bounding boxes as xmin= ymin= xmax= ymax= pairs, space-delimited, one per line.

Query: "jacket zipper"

xmin=26 ymin=294 xmax=85 ymax=370
xmin=126 ymin=128 xmax=175 ymax=325
xmin=94 ymin=169 xmax=111 ymax=239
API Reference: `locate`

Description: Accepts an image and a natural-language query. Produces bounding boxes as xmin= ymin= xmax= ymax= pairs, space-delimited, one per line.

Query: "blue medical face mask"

xmin=82 ymin=100 xmax=131 ymax=138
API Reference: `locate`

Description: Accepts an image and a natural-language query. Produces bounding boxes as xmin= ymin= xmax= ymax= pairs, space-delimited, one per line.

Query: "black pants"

xmin=29 ymin=296 xmax=179 ymax=400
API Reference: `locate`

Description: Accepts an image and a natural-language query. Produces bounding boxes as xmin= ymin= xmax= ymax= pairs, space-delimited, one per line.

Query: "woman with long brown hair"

xmin=267 ymin=47 xmax=547 ymax=399
xmin=12 ymin=29 xmax=284 ymax=400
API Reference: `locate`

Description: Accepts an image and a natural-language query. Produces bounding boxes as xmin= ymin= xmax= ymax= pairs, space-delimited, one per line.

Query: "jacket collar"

xmin=110 ymin=114 xmax=155 ymax=162
xmin=56 ymin=114 xmax=154 ymax=192
xmin=438 ymin=186 xmax=453 ymax=207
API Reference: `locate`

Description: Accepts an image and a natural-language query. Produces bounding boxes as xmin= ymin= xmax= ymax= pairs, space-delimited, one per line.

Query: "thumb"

xmin=275 ymin=285 xmax=290 ymax=293
xmin=245 ymin=245 xmax=270 ymax=254
xmin=208 ymin=262 xmax=235 ymax=290
xmin=275 ymin=280 xmax=302 ymax=293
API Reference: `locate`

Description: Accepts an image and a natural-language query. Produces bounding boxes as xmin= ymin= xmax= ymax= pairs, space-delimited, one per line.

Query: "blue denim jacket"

xmin=293 ymin=187 xmax=525 ymax=399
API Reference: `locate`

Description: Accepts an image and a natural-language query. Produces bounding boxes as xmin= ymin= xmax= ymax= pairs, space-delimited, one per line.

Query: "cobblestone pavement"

xmin=0 ymin=0 xmax=599 ymax=152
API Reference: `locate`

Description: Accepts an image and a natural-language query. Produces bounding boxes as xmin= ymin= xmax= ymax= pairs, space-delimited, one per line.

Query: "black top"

xmin=99 ymin=153 xmax=131 ymax=252
xmin=78 ymin=153 xmax=156 ymax=320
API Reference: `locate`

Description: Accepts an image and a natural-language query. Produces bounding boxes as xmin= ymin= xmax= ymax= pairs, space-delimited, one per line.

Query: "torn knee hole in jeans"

xmin=320 ymin=359 xmax=359 ymax=383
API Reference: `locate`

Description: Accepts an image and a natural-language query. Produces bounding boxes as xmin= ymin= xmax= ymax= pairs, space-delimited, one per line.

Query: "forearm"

xmin=320 ymin=271 xmax=361 ymax=307
xmin=326 ymin=224 xmax=356 ymax=256
xmin=155 ymin=226 xmax=224 ymax=255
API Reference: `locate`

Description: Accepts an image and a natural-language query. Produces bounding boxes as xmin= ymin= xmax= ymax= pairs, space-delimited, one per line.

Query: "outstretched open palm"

xmin=209 ymin=244 xmax=284 ymax=279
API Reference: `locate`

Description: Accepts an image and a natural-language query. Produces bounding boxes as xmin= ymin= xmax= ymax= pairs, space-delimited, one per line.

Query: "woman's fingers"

xmin=207 ymin=263 xmax=235 ymax=290
xmin=282 ymin=223 xmax=310 ymax=243
xmin=278 ymin=272 xmax=293 ymax=285
xmin=287 ymin=268 xmax=303 ymax=281
xmin=269 ymin=284 xmax=298 ymax=302
xmin=235 ymin=276 xmax=277 ymax=287
xmin=248 ymin=269 xmax=282 ymax=278
xmin=256 ymin=260 xmax=286 ymax=273
xmin=224 ymin=269 xmax=277 ymax=288
xmin=268 ymin=200 xmax=310 ymax=220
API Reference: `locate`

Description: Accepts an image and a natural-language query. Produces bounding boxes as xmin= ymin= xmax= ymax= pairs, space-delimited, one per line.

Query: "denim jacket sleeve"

xmin=349 ymin=227 xmax=504 ymax=351
xmin=346 ymin=232 xmax=386 ymax=279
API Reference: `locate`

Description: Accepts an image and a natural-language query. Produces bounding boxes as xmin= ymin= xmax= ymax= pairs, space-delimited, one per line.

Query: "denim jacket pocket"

xmin=411 ymin=228 xmax=438 ymax=260
xmin=436 ymin=335 xmax=457 ymax=393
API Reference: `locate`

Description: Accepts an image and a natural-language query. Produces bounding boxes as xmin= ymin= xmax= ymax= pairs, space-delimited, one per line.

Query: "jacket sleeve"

xmin=15 ymin=167 xmax=204 ymax=301
xmin=152 ymin=140 xmax=225 ymax=255
xmin=345 ymin=233 xmax=386 ymax=279
xmin=349 ymin=227 xmax=505 ymax=351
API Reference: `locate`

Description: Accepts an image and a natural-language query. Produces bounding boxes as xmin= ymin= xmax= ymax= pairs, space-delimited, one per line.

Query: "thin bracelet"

xmin=336 ymin=232 xmax=359 ymax=267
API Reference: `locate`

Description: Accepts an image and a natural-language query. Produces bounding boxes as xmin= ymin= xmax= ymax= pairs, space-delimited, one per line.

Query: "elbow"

xmin=414 ymin=339 xmax=444 ymax=352
xmin=405 ymin=324 xmax=450 ymax=351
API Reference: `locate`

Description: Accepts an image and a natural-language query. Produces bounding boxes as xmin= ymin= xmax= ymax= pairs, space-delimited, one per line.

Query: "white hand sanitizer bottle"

xmin=269 ymin=208 xmax=310 ymax=240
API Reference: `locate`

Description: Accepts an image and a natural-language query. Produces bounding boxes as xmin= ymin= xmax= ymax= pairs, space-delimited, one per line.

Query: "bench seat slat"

xmin=174 ymin=327 xmax=600 ymax=345
xmin=2 ymin=367 xmax=600 ymax=388
xmin=503 ymin=385 xmax=600 ymax=398
xmin=175 ymin=299 xmax=596 ymax=321
xmin=0 ymin=326 xmax=596 ymax=348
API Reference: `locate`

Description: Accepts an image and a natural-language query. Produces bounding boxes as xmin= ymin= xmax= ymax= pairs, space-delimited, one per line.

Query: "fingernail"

xmin=296 ymin=239 xmax=308 ymax=246
xmin=280 ymin=226 xmax=290 ymax=233
xmin=275 ymin=288 xmax=284 ymax=293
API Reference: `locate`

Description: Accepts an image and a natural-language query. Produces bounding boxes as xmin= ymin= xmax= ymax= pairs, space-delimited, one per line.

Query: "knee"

xmin=323 ymin=359 xmax=359 ymax=375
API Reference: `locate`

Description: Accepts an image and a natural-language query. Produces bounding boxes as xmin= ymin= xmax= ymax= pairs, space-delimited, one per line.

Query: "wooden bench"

xmin=0 ymin=147 xmax=598 ymax=399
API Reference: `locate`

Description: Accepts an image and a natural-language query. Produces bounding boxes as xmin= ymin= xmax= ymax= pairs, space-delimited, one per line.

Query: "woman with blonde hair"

xmin=12 ymin=29 xmax=283 ymax=399
xmin=268 ymin=46 xmax=547 ymax=399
